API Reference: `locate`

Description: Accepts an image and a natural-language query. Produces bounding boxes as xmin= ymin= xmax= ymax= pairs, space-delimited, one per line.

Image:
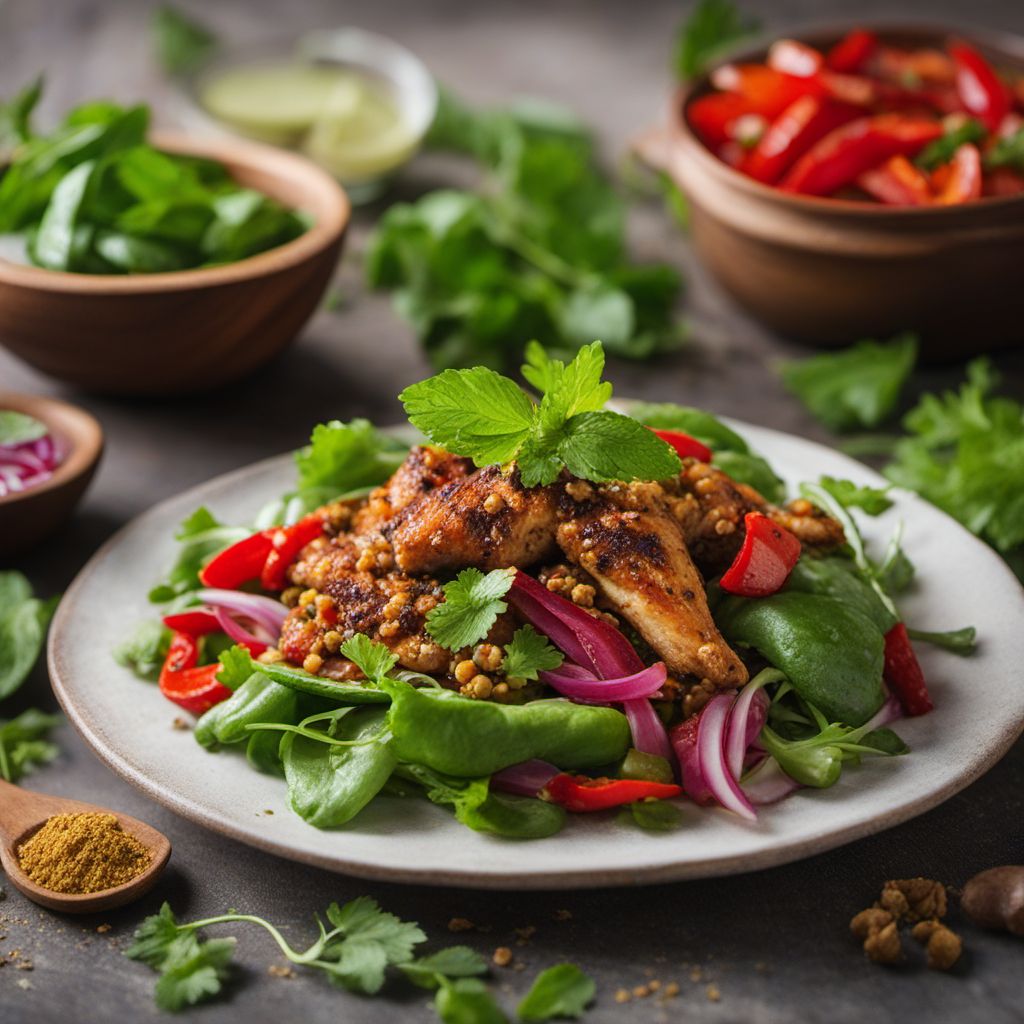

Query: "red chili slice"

xmin=950 ymin=40 xmax=1012 ymax=132
xmin=934 ymin=143 xmax=982 ymax=204
xmin=649 ymin=428 xmax=713 ymax=463
xmin=158 ymin=631 xmax=232 ymax=715
xmin=857 ymin=155 xmax=934 ymax=206
xmin=719 ymin=512 xmax=801 ymax=598
xmin=826 ymin=29 xmax=878 ymax=74
xmin=162 ymin=609 xmax=221 ymax=636
xmin=542 ymin=773 xmax=682 ymax=812
xmin=260 ymin=514 xmax=326 ymax=592
xmin=199 ymin=531 xmax=274 ymax=589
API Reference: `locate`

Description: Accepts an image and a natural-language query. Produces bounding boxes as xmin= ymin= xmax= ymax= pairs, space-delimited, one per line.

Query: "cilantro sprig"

xmin=400 ymin=341 xmax=681 ymax=487
xmin=426 ymin=568 xmax=516 ymax=652
xmin=502 ymin=625 xmax=564 ymax=681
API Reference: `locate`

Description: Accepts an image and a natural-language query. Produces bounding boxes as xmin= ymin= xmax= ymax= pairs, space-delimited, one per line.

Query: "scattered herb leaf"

xmin=502 ymin=625 xmax=564 ymax=682
xmin=818 ymin=476 xmax=893 ymax=515
xmin=517 ymin=963 xmax=596 ymax=1022
xmin=674 ymin=0 xmax=760 ymax=81
xmin=426 ymin=568 xmax=516 ymax=652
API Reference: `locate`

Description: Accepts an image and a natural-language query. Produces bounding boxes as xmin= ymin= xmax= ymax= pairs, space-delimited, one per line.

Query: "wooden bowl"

xmin=667 ymin=24 xmax=1024 ymax=358
xmin=0 ymin=133 xmax=350 ymax=395
xmin=0 ymin=393 xmax=103 ymax=555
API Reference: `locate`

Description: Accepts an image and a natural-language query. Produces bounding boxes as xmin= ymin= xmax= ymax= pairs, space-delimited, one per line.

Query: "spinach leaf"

xmin=0 ymin=571 xmax=58 ymax=699
xmin=194 ymin=673 xmax=298 ymax=749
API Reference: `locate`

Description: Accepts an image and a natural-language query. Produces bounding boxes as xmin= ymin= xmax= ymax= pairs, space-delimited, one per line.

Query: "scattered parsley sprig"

xmin=400 ymin=341 xmax=681 ymax=487
xmin=502 ymin=625 xmax=564 ymax=681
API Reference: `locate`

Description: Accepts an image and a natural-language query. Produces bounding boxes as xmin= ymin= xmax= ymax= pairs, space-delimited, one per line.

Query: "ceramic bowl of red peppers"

xmin=667 ymin=25 xmax=1024 ymax=356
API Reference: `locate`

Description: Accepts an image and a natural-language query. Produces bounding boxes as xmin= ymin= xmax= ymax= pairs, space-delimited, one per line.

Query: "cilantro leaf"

xmin=436 ymin=978 xmax=509 ymax=1024
xmin=818 ymin=476 xmax=893 ymax=515
xmin=780 ymin=333 xmax=918 ymax=432
xmin=399 ymin=946 xmax=489 ymax=989
xmin=426 ymin=568 xmax=516 ymax=651
xmin=400 ymin=368 xmax=537 ymax=467
xmin=153 ymin=938 xmax=235 ymax=1012
xmin=153 ymin=5 xmax=217 ymax=75
xmin=906 ymin=625 xmax=977 ymax=656
xmin=556 ymin=411 xmax=680 ymax=484
xmin=340 ymin=634 xmax=399 ymax=684
xmin=502 ymin=625 xmax=564 ymax=682
xmin=0 ymin=708 xmax=61 ymax=783
xmin=125 ymin=903 xmax=193 ymax=968
xmin=113 ymin=620 xmax=172 ymax=682
xmin=674 ymin=0 xmax=760 ymax=80
xmin=215 ymin=644 xmax=258 ymax=690
xmin=917 ymin=118 xmax=986 ymax=171
xmin=517 ymin=963 xmax=596 ymax=1022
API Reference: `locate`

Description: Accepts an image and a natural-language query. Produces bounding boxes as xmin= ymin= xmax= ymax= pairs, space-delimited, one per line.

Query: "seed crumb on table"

xmin=492 ymin=946 xmax=512 ymax=967
xmin=268 ymin=964 xmax=297 ymax=979
xmin=447 ymin=917 xmax=475 ymax=932
xmin=706 ymin=983 xmax=721 ymax=1002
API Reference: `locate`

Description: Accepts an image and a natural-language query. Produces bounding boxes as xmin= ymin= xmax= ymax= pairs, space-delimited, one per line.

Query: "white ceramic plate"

xmin=48 ymin=420 xmax=1024 ymax=889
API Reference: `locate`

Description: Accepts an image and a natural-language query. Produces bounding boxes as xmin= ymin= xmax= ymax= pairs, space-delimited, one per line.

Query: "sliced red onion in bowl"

xmin=491 ymin=759 xmax=561 ymax=798
xmin=539 ymin=662 xmax=667 ymax=702
xmin=741 ymin=755 xmax=801 ymax=805
xmin=0 ymin=425 xmax=65 ymax=499
xmin=694 ymin=694 xmax=758 ymax=822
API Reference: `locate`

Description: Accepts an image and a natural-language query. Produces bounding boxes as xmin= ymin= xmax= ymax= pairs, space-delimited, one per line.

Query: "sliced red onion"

xmin=539 ymin=662 xmax=667 ymax=702
xmin=741 ymin=756 xmax=801 ymax=805
xmin=0 ymin=429 xmax=63 ymax=498
xmin=671 ymin=713 xmax=712 ymax=804
xmin=196 ymin=589 xmax=289 ymax=635
xmin=695 ymin=694 xmax=757 ymax=822
xmin=213 ymin=606 xmax=271 ymax=656
xmin=724 ymin=668 xmax=785 ymax=781
xmin=863 ymin=691 xmax=902 ymax=733
xmin=623 ymin=696 xmax=674 ymax=762
xmin=491 ymin=759 xmax=561 ymax=798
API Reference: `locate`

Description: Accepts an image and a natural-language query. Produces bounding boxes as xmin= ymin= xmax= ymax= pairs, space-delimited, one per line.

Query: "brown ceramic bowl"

xmin=0 ymin=133 xmax=350 ymax=395
xmin=667 ymin=24 xmax=1024 ymax=358
xmin=0 ymin=393 xmax=103 ymax=555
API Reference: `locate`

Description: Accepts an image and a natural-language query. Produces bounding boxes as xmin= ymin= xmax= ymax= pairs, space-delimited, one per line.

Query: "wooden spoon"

xmin=0 ymin=779 xmax=170 ymax=913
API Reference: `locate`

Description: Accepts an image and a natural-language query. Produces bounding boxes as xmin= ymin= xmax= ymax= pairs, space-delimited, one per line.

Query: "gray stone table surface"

xmin=1 ymin=0 xmax=1023 ymax=1021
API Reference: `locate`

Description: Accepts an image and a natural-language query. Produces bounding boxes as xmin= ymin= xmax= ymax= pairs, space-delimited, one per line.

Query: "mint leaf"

xmin=557 ymin=411 xmax=680 ymax=483
xmin=400 ymin=367 xmax=537 ymax=466
xmin=532 ymin=340 xmax=613 ymax=430
xmin=517 ymin=963 xmax=595 ymax=1022
xmin=818 ymin=476 xmax=893 ymax=515
xmin=113 ymin=620 xmax=172 ymax=682
xmin=426 ymin=568 xmax=516 ymax=651
xmin=502 ymin=625 xmax=563 ymax=681
xmin=339 ymin=634 xmax=399 ymax=684
xmin=780 ymin=334 xmax=918 ymax=432
xmin=399 ymin=946 xmax=488 ymax=989
xmin=674 ymin=0 xmax=760 ymax=80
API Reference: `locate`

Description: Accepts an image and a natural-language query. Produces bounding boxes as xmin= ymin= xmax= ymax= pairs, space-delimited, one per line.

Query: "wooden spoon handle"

xmin=0 ymin=778 xmax=99 ymax=844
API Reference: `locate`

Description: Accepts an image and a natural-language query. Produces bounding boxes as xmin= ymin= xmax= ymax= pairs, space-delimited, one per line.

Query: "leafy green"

xmin=917 ymin=118 xmax=986 ymax=171
xmin=0 ymin=709 xmax=61 ymax=783
xmin=367 ymin=89 xmax=682 ymax=371
xmin=674 ymin=0 xmax=760 ymax=80
xmin=148 ymin=507 xmax=249 ymax=603
xmin=620 ymin=799 xmax=684 ymax=832
xmin=906 ymin=625 xmax=977 ymax=656
xmin=780 ymin=333 xmax=918 ymax=432
xmin=398 ymin=947 xmax=489 ymax=989
xmin=0 ymin=75 xmax=42 ymax=158
xmin=0 ymin=410 xmax=47 ymax=445
xmin=517 ymin=963 xmax=596 ymax=1021
xmin=985 ymin=127 xmax=1024 ymax=172
xmin=817 ymin=475 xmax=893 ymax=515
xmin=502 ymin=625 xmax=564 ymax=682
xmin=426 ymin=568 xmax=516 ymax=652
xmin=0 ymin=82 xmax=306 ymax=272
xmin=436 ymin=978 xmax=509 ymax=1024
xmin=153 ymin=5 xmax=217 ymax=76
xmin=401 ymin=342 xmax=680 ymax=487
xmin=883 ymin=359 xmax=1024 ymax=574
xmin=0 ymin=571 xmax=58 ymax=700
xmin=340 ymin=633 xmax=399 ymax=684
xmin=113 ymin=620 xmax=172 ymax=681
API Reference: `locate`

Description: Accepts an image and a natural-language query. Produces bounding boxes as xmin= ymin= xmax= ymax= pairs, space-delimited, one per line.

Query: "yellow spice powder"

xmin=17 ymin=812 xmax=150 ymax=894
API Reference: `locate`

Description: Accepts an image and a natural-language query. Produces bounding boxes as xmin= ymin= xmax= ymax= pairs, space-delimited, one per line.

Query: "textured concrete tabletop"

xmin=2 ymin=1 xmax=1023 ymax=1021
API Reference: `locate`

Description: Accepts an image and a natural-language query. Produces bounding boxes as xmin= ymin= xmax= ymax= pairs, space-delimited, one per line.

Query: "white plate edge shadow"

xmin=46 ymin=416 xmax=1024 ymax=890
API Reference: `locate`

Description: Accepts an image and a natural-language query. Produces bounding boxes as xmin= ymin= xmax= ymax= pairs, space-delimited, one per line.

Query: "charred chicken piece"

xmin=389 ymin=464 xmax=560 ymax=575
xmin=555 ymin=480 xmax=748 ymax=689
xmin=666 ymin=460 xmax=845 ymax=575
xmin=352 ymin=446 xmax=475 ymax=535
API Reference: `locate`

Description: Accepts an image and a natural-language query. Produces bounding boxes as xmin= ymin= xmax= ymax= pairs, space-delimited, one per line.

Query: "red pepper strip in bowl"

xmin=158 ymin=631 xmax=233 ymax=715
xmin=826 ymin=29 xmax=878 ymax=74
xmin=649 ymin=428 xmax=713 ymax=463
xmin=950 ymin=41 xmax=1012 ymax=132
xmin=260 ymin=514 xmax=325 ymax=591
xmin=882 ymin=623 xmax=933 ymax=716
xmin=688 ymin=91 xmax=760 ymax=147
xmin=768 ymin=39 xmax=823 ymax=79
xmin=199 ymin=531 xmax=274 ymax=589
xmin=935 ymin=143 xmax=983 ymax=204
xmin=711 ymin=64 xmax=824 ymax=117
xmin=779 ymin=114 xmax=943 ymax=196
xmin=857 ymin=155 xmax=934 ymax=205
xmin=742 ymin=96 xmax=862 ymax=184
xmin=162 ymin=609 xmax=221 ymax=636
xmin=719 ymin=512 xmax=801 ymax=598
xmin=542 ymin=774 xmax=682 ymax=812
xmin=985 ymin=167 xmax=1024 ymax=197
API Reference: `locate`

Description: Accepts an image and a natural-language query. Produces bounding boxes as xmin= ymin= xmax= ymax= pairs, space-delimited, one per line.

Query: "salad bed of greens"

xmin=117 ymin=342 xmax=975 ymax=839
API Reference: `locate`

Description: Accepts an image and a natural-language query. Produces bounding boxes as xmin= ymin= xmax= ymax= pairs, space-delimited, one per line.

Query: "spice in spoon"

xmin=17 ymin=812 xmax=150 ymax=894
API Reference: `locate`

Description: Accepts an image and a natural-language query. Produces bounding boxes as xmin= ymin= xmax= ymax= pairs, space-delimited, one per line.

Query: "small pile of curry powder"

xmin=17 ymin=812 xmax=150 ymax=895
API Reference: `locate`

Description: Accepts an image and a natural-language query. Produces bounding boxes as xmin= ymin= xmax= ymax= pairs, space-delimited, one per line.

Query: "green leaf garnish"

xmin=517 ymin=963 xmax=596 ymax=1022
xmin=502 ymin=625 xmax=564 ymax=682
xmin=113 ymin=620 xmax=172 ymax=682
xmin=0 ymin=570 xmax=58 ymax=701
xmin=339 ymin=634 xmax=399 ymax=684
xmin=905 ymin=625 xmax=977 ymax=656
xmin=674 ymin=0 xmax=760 ymax=81
xmin=817 ymin=476 xmax=893 ymax=515
xmin=0 ymin=410 xmax=47 ymax=445
xmin=425 ymin=568 xmax=516 ymax=652
xmin=153 ymin=5 xmax=218 ymax=75
xmin=917 ymin=118 xmax=986 ymax=171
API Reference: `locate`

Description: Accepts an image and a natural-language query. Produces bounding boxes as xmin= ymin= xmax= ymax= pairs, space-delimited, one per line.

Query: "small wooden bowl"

xmin=0 ymin=133 xmax=350 ymax=395
xmin=0 ymin=393 xmax=103 ymax=555
xmin=667 ymin=24 xmax=1024 ymax=358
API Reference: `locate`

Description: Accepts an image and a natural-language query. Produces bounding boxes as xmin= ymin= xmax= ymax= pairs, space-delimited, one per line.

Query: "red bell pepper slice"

xmin=950 ymin=41 xmax=1011 ymax=132
xmin=162 ymin=609 xmax=221 ymax=636
xmin=199 ymin=531 xmax=274 ymax=589
xmin=687 ymin=92 xmax=758 ymax=147
xmin=542 ymin=773 xmax=682 ymax=812
xmin=826 ymin=29 xmax=877 ymax=74
xmin=260 ymin=514 xmax=325 ymax=592
xmin=158 ymin=630 xmax=233 ymax=715
xmin=934 ymin=143 xmax=982 ymax=204
xmin=767 ymin=39 xmax=823 ymax=79
xmin=857 ymin=155 xmax=933 ymax=206
xmin=719 ymin=512 xmax=801 ymax=598
xmin=742 ymin=96 xmax=862 ymax=184
xmin=883 ymin=622 xmax=933 ymax=716
xmin=779 ymin=114 xmax=943 ymax=196
xmin=650 ymin=428 xmax=713 ymax=463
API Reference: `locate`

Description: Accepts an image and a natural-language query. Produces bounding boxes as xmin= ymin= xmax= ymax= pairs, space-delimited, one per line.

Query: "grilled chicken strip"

xmin=389 ymin=464 xmax=560 ymax=575
xmin=666 ymin=459 xmax=845 ymax=575
xmin=555 ymin=480 xmax=748 ymax=689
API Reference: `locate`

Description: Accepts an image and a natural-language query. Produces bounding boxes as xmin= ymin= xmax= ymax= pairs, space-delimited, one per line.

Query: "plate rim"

xmin=47 ymin=417 xmax=1024 ymax=889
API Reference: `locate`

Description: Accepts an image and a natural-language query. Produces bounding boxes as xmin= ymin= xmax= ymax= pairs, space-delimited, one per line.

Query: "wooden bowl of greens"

xmin=0 ymin=91 xmax=350 ymax=396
